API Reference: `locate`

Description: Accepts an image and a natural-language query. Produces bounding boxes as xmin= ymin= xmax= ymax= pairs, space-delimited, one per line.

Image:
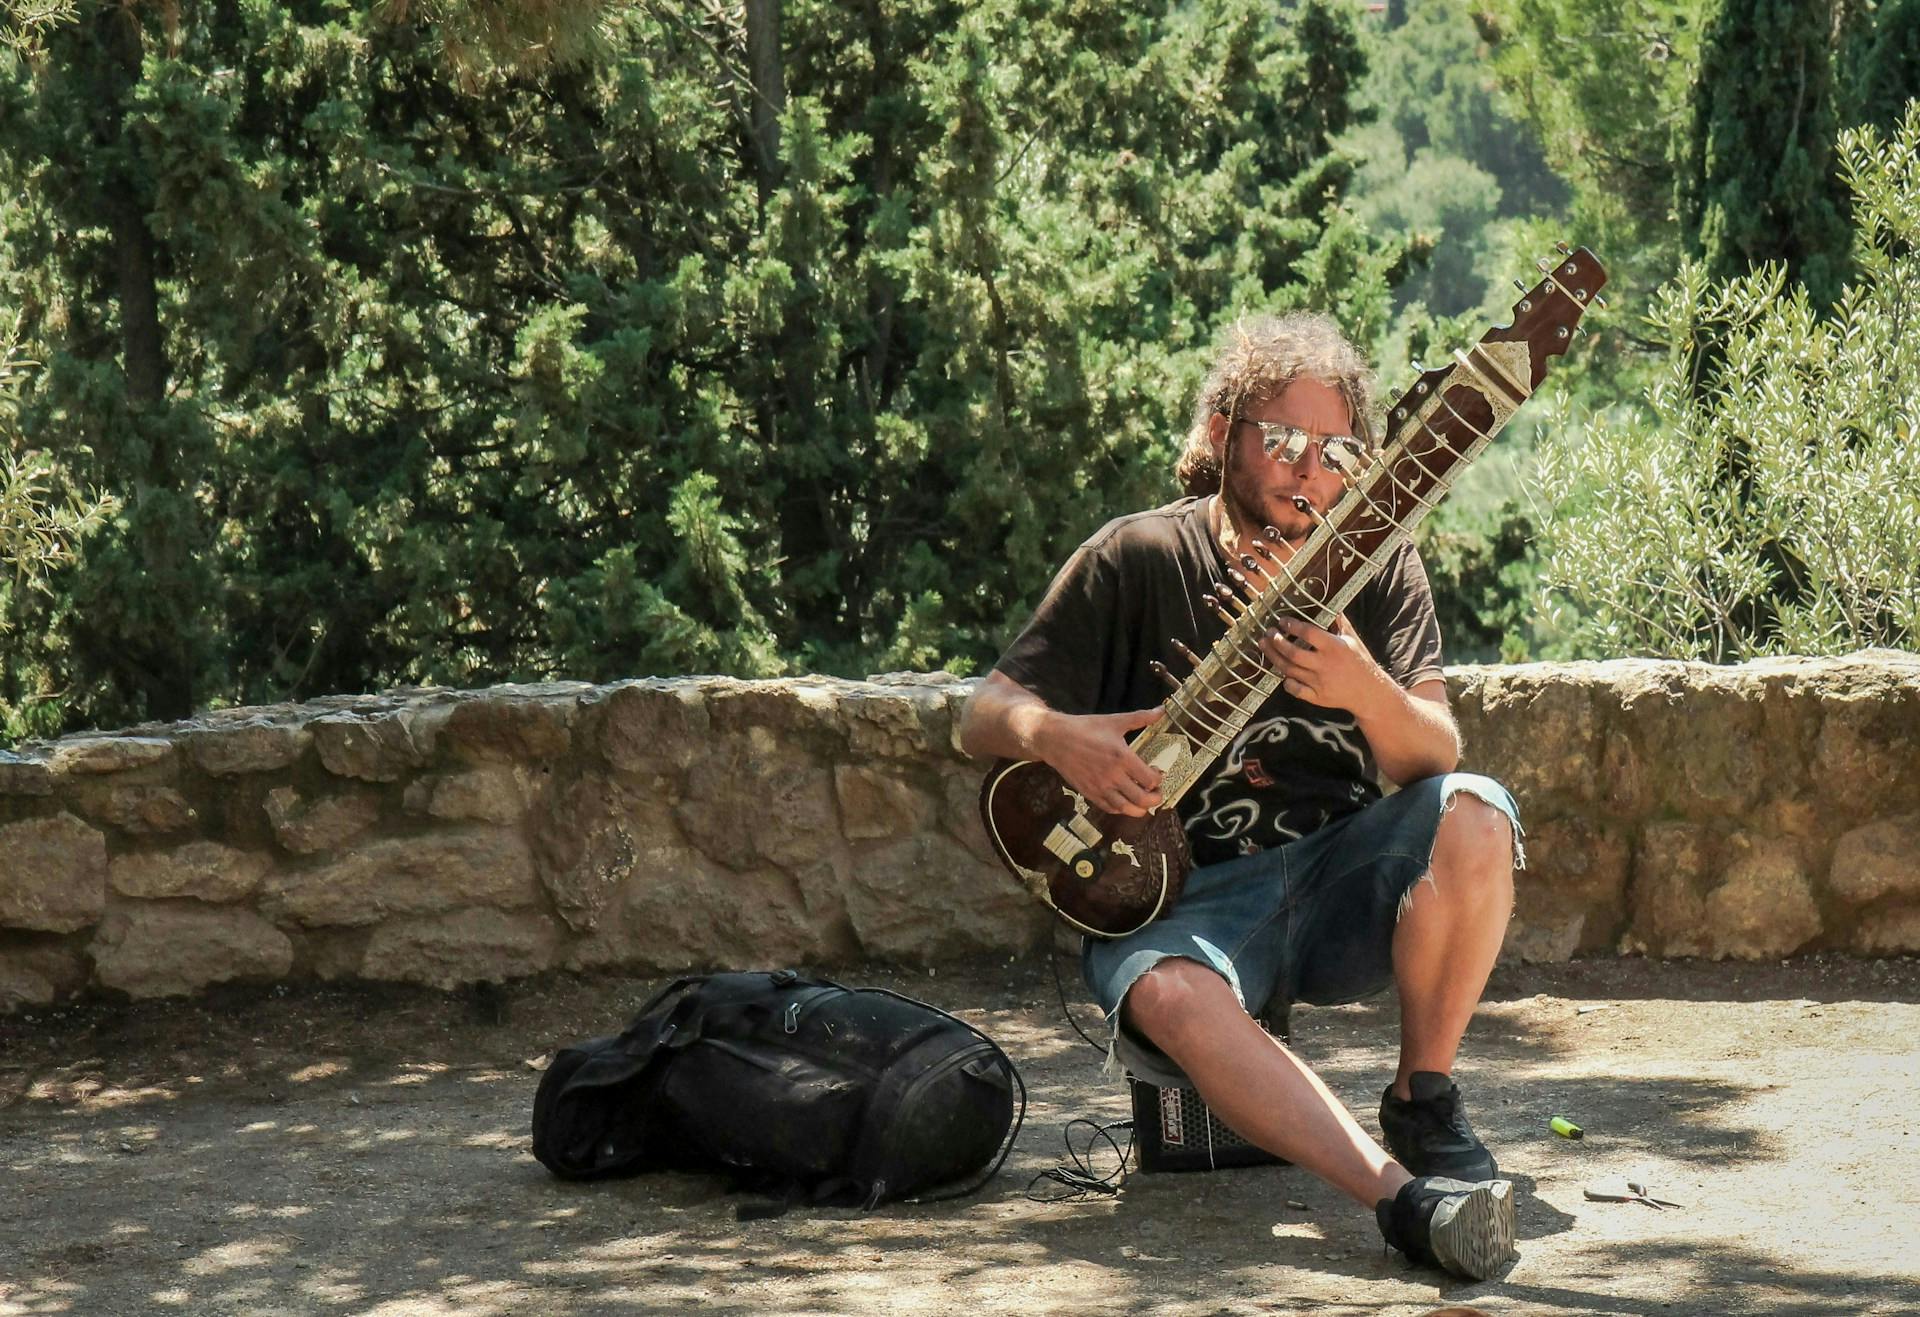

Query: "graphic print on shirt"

xmin=1186 ymin=712 xmax=1373 ymax=854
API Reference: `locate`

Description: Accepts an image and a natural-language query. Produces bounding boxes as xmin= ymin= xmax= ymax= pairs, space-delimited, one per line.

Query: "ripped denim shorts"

xmin=1080 ymin=772 xmax=1523 ymax=1088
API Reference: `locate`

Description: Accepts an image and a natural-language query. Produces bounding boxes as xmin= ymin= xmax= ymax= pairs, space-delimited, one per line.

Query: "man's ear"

xmin=1208 ymin=410 xmax=1230 ymax=462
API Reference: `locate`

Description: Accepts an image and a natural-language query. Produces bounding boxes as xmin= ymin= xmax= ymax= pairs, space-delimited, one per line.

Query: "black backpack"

xmin=530 ymin=970 xmax=1025 ymax=1216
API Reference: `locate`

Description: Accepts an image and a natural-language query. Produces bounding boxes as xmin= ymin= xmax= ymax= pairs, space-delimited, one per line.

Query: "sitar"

xmin=978 ymin=246 xmax=1608 ymax=938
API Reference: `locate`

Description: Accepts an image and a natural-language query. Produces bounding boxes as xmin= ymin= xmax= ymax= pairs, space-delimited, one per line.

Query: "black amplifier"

xmin=1129 ymin=1077 xmax=1287 ymax=1173
xmin=1128 ymin=1006 xmax=1292 ymax=1173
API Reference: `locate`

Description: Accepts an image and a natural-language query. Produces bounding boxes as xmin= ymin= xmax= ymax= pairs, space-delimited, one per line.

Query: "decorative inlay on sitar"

xmin=980 ymin=246 xmax=1609 ymax=938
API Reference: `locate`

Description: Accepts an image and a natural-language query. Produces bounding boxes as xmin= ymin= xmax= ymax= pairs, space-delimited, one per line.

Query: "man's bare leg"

xmin=1124 ymin=958 xmax=1412 ymax=1208
xmin=1389 ymin=794 xmax=1516 ymax=1099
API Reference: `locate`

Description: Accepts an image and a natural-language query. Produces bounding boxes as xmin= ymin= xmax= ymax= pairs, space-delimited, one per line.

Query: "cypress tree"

xmin=1680 ymin=0 xmax=1854 ymax=308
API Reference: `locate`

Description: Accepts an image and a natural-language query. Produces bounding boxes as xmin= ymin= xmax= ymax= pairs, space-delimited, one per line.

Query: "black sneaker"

xmin=1375 ymin=1175 xmax=1517 ymax=1280
xmin=1380 ymin=1071 xmax=1499 ymax=1182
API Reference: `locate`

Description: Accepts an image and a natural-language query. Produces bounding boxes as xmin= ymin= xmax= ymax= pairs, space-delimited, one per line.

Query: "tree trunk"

xmin=744 ymin=0 xmax=786 ymax=201
xmin=94 ymin=4 xmax=195 ymax=718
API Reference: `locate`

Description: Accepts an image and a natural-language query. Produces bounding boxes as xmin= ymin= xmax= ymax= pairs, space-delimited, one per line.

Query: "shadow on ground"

xmin=2 ymin=953 xmax=1917 ymax=1315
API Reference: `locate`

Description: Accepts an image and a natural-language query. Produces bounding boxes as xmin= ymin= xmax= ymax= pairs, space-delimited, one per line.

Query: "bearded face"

xmin=1212 ymin=376 xmax=1357 ymax=549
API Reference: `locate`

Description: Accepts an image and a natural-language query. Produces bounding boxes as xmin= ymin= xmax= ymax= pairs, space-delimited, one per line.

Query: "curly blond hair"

xmin=1174 ymin=313 xmax=1377 ymax=497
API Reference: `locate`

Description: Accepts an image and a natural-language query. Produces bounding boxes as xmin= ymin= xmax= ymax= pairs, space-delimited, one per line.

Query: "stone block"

xmin=939 ymin=770 xmax=999 ymax=864
xmin=182 ymin=720 xmax=309 ymax=776
xmin=1520 ymin=815 xmax=1630 ymax=907
xmin=834 ymin=765 xmax=931 ymax=840
xmin=72 ymin=785 xmax=198 ymax=835
xmin=612 ymin=860 xmax=833 ymax=969
xmin=360 ymin=909 xmax=560 ymax=988
xmin=1705 ymin=836 xmax=1821 ymax=959
xmin=110 ymin=842 xmax=271 ymax=903
xmin=704 ymin=679 xmax=840 ymax=740
xmin=945 ymin=684 xmax=978 ymax=757
xmin=0 ymin=814 xmax=108 ymax=933
xmin=1500 ymin=911 xmax=1584 ymax=964
xmin=532 ymin=777 xmax=657 ymax=933
xmin=593 ymin=682 xmax=712 ymax=773
xmin=1625 ymin=822 xmax=1719 ymax=957
xmin=1827 ymin=813 xmax=1920 ymax=905
xmin=442 ymin=693 xmax=578 ymax=762
xmin=310 ymin=712 xmax=433 ymax=783
xmin=0 ymin=751 xmax=52 ymax=797
xmin=840 ymin=687 xmax=939 ymax=758
xmin=1856 ymin=904 xmax=1920 ymax=955
xmin=846 ymin=832 xmax=1042 ymax=959
xmin=1514 ymin=816 xmax=1629 ymax=956
xmin=261 ymin=829 xmax=539 ymax=928
xmin=48 ymin=736 xmax=175 ymax=776
xmin=1462 ymin=669 xmax=1603 ymax=803
xmin=1629 ymin=673 xmax=1771 ymax=817
xmin=403 ymin=767 xmax=527 ymax=825
xmin=90 ymin=905 xmax=294 ymax=998
xmin=1812 ymin=685 xmax=1920 ymax=818
xmin=264 ymin=787 xmax=382 ymax=855
xmin=675 ymin=747 xmax=836 ymax=871
xmin=0 ymin=943 xmax=87 ymax=1009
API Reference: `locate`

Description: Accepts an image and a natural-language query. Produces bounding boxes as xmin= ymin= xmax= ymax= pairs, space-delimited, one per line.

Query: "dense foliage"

xmin=1 ymin=0 xmax=1395 ymax=738
xmin=1680 ymin=0 xmax=1854 ymax=308
xmin=1533 ymin=108 xmax=1920 ymax=660
xmin=4 ymin=0 xmax=1916 ymax=744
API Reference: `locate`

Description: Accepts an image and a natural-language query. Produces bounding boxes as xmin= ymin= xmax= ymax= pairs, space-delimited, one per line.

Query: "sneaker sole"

xmin=1426 ymin=1179 xmax=1517 ymax=1280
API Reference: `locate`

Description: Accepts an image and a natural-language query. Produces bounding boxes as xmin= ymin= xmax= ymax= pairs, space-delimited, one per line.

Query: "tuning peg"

xmin=1248 ymin=538 xmax=1281 ymax=564
xmin=1149 ymin=659 xmax=1182 ymax=691
xmin=1555 ymin=240 xmax=1572 ymax=255
xmin=1536 ymin=257 xmax=1554 ymax=273
xmin=1226 ymin=569 xmax=1262 ymax=604
xmin=1262 ymin=524 xmax=1282 ymax=542
xmin=1594 ymin=294 xmax=1609 ymax=310
xmin=1171 ymin=638 xmax=1204 ymax=669
xmin=1512 ymin=278 xmax=1528 ymax=293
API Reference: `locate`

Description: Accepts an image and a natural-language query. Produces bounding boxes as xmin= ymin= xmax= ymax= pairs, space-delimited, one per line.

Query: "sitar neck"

xmin=1136 ymin=336 xmax=1543 ymax=809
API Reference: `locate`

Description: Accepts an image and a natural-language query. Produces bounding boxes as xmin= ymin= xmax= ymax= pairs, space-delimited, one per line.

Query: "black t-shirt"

xmin=993 ymin=495 xmax=1446 ymax=866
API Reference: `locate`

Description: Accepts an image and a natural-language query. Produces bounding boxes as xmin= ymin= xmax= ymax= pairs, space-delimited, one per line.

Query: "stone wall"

xmin=1 ymin=652 xmax=1916 ymax=1009
xmin=1453 ymin=651 xmax=1920 ymax=963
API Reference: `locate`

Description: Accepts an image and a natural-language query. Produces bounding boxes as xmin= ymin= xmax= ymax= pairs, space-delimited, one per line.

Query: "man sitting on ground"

xmin=961 ymin=313 xmax=1525 ymax=1280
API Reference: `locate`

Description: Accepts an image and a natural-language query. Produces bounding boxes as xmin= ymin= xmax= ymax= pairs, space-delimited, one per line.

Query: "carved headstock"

xmin=1487 ymin=243 xmax=1610 ymax=389
xmin=1384 ymin=243 xmax=1608 ymax=444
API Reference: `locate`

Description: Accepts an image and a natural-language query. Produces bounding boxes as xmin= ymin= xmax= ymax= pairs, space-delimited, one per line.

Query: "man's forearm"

xmin=958 ymin=675 xmax=1057 ymax=762
xmin=1352 ymin=674 xmax=1461 ymax=786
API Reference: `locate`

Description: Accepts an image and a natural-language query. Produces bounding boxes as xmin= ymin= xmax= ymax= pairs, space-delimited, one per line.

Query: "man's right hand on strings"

xmin=958 ymin=672 xmax=1166 ymax=816
xmin=1035 ymin=706 xmax=1167 ymax=817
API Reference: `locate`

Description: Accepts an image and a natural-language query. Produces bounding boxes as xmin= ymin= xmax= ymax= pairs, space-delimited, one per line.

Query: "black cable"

xmin=1024 ymin=1116 xmax=1135 ymax=1201
xmin=1026 ymin=946 xmax=1141 ymax=1200
xmin=1048 ymin=939 xmax=1110 ymax=1058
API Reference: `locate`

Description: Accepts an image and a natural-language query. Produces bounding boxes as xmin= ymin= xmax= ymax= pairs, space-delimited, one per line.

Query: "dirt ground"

xmin=3 ymin=953 xmax=1918 ymax=1317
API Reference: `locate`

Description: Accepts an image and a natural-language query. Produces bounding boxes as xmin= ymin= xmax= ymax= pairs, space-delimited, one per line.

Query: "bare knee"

xmin=1432 ymin=793 xmax=1516 ymax=885
xmin=1121 ymin=958 xmax=1237 ymax=1050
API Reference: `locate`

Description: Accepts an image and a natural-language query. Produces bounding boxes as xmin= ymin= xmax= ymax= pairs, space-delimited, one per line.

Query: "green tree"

xmin=1 ymin=0 xmax=1395 ymax=735
xmin=1839 ymin=0 xmax=1920 ymax=133
xmin=1680 ymin=0 xmax=1855 ymax=309
xmin=1532 ymin=105 xmax=1920 ymax=660
xmin=1473 ymin=0 xmax=1707 ymax=330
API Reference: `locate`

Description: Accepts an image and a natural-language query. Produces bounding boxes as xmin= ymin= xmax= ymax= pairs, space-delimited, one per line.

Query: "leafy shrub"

xmin=1533 ymin=104 xmax=1920 ymax=660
